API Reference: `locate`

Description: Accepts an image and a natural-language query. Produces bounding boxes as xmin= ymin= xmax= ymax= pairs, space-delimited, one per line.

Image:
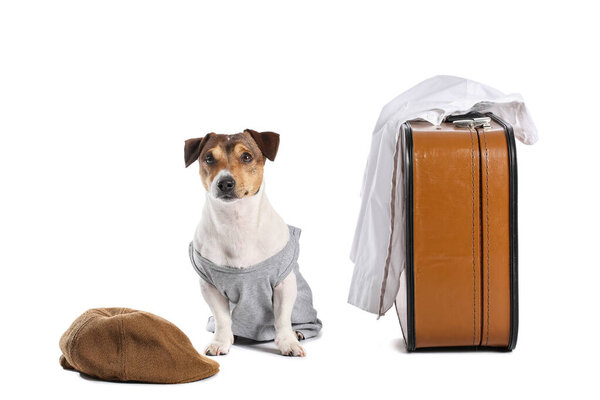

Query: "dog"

xmin=184 ymin=129 xmax=322 ymax=357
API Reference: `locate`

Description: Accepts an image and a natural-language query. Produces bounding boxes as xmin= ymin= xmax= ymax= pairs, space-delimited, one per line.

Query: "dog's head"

xmin=184 ymin=129 xmax=280 ymax=201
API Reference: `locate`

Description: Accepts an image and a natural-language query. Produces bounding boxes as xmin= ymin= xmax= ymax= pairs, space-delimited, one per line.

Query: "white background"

xmin=1 ymin=1 xmax=599 ymax=399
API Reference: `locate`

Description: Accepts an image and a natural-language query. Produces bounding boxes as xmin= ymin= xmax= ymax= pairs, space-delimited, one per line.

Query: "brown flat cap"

xmin=59 ymin=308 xmax=219 ymax=383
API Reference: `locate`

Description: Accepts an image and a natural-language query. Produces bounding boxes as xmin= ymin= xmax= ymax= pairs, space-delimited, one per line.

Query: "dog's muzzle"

xmin=215 ymin=176 xmax=236 ymax=200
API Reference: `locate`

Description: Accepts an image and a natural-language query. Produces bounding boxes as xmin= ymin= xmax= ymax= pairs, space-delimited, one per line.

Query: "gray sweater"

xmin=189 ymin=226 xmax=322 ymax=341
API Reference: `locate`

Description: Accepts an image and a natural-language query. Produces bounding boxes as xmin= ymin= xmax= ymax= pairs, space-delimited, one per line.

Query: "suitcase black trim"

xmin=486 ymin=112 xmax=519 ymax=351
xmin=401 ymin=114 xmax=518 ymax=352
xmin=402 ymin=122 xmax=416 ymax=351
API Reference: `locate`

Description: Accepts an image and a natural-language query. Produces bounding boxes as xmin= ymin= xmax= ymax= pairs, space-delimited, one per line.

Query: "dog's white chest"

xmin=194 ymin=188 xmax=289 ymax=268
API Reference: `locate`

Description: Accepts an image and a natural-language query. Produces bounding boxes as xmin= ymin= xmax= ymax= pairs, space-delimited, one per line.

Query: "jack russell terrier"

xmin=184 ymin=129 xmax=322 ymax=357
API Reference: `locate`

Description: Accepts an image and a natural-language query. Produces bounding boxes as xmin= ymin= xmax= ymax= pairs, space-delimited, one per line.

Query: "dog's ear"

xmin=245 ymin=129 xmax=280 ymax=162
xmin=184 ymin=134 xmax=212 ymax=167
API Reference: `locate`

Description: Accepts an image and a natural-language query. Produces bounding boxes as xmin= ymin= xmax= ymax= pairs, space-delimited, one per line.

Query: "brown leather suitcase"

xmin=395 ymin=113 xmax=518 ymax=351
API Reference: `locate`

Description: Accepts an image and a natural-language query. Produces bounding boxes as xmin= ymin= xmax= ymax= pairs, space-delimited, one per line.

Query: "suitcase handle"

xmin=452 ymin=117 xmax=491 ymax=129
xmin=446 ymin=112 xmax=491 ymax=129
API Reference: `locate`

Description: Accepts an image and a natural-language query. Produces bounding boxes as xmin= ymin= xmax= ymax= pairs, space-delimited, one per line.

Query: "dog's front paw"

xmin=205 ymin=333 xmax=234 ymax=356
xmin=275 ymin=333 xmax=306 ymax=357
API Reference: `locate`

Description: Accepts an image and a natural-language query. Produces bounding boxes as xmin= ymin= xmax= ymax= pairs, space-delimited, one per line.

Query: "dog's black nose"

xmin=217 ymin=177 xmax=236 ymax=194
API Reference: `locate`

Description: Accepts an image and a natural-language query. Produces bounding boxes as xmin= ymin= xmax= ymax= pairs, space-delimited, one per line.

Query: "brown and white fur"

xmin=185 ymin=129 xmax=306 ymax=357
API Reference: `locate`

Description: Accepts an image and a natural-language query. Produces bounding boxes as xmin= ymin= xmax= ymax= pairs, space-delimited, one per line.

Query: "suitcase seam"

xmin=469 ymin=127 xmax=477 ymax=346
xmin=481 ymin=128 xmax=492 ymax=346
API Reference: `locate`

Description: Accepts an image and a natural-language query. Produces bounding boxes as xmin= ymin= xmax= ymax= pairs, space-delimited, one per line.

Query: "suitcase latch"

xmin=453 ymin=117 xmax=491 ymax=130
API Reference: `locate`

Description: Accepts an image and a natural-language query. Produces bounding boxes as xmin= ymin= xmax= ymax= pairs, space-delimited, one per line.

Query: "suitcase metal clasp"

xmin=453 ymin=117 xmax=491 ymax=130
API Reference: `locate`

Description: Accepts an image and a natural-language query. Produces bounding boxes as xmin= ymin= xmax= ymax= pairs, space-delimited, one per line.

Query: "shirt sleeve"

xmin=273 ymin=230 xmax=300 ymax=287
xmin=188 ymin=242 xmax=213 ymax=285
xmin=274 ymin=260 xmax=295 ymax=288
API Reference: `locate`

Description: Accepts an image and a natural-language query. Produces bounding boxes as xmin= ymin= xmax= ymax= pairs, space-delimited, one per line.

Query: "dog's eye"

xmin=205 ymin=153 xmax=216 ymax=165
xmin=241 ymin=152 xmax=253 ymax=163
